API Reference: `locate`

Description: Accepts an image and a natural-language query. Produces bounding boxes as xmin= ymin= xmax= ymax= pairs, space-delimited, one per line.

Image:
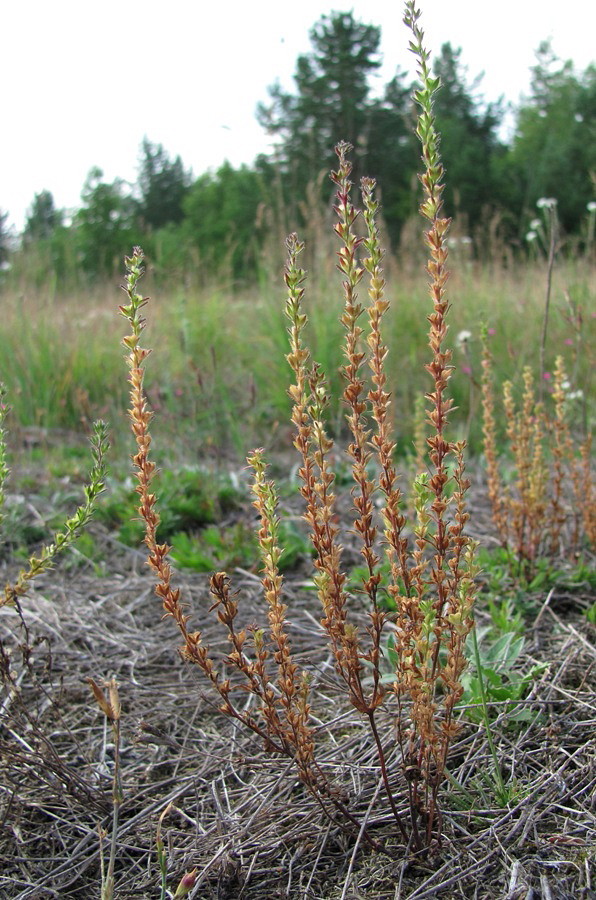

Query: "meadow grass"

xmin=0 ymin=254 xmax=592 ymax=460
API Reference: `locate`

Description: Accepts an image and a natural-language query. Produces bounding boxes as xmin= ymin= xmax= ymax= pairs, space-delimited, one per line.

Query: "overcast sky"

xmin=2 ymin=0 xmax=595 ymax=231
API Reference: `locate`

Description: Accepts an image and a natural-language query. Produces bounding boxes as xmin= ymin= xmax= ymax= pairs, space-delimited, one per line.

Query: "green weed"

xmin=97 ymin=467 xmax=242 ymax=546
xmin=461 ymin=630 xmax=547 ymax=727
xmin=0 ymin=417 xmax=109 ymax=609
xmin=486 ymin=596 xmax=525 ymax=638
xmin=170 ymin=524 xmax=256 ymax=572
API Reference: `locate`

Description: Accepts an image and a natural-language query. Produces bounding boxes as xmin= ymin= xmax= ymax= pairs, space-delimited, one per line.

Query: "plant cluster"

xmin=117 ymin=4 xmax=479 ymax=852
xmin=482 ymin=337 xmax=594 ymax=570
xmin=0 ymin=3 xmax=593 ymax=896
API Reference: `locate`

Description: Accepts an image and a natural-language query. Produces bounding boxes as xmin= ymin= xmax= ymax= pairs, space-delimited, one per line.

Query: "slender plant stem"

xmin=470 ymin=626 xmax=508 ymax=802
xmin=539 ymin=205 xmax=557 ymax=399
xmin=366 ymin=710 xmax=412 ymax=846
xmin=307 ymin=774 xmax=387 ymax=854
xmin=104 ymin=718 xmax=122 ymax=899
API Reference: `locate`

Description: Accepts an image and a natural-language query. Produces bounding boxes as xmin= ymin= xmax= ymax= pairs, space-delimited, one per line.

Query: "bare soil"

xmin=0 ymin=455 xmax=594 ymax=899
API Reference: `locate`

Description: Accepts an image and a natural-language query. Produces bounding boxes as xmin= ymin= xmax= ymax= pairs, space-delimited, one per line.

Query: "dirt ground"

xmin=0 ymin=458 xmax=594 ymax=899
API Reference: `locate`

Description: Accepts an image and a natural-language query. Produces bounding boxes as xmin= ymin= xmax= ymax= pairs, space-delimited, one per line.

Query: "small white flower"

xmin=526 ymin=231 xmax=538 ymax=242
xmin=456 ymin=330 xmax=472 ymax=347
xmin=537 ymin=197 xmax=557 ymax=209
xmin=587 ymin=201 xmax=596 ymax=212
xmin=561 ymin=380 xmax=571 ymax=391
xmin=530 ymin=218 xmax=541 ymax=230
xmin=567 ymin=389 xmax=584 ymax=401
xmin=460 ymin=235 xmax=473 ymax=245
xmin=575 ymin=112 xmax=584 ymax=123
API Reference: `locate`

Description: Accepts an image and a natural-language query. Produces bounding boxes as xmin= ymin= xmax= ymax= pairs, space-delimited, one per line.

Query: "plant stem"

xmin=539 ymin=204 xmax=557 ymax=399
xmin=104 ymin=717 xmax=122 ymax=899
xmin=470 ymin=626 xmax=508 ymax=803
xmin=366 ymin=710 xmax=412 ymax=846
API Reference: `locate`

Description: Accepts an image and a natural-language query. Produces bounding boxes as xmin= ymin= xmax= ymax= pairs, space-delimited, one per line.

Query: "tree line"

xmin=3 ymin=12 xmax=595 ymax=281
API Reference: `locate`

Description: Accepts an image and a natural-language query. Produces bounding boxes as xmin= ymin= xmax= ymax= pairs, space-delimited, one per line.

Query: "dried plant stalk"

xmin=395 ymin=2 xmax=476 ymax=844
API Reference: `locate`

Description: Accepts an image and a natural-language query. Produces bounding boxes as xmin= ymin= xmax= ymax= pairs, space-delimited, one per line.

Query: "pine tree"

xmin=137 ymin=138 xmax=191 ymax=230
xmin=258 ymin=12 xmax=382 ymax=204
xmin=24 ymin=191 xmax=63 ymax=241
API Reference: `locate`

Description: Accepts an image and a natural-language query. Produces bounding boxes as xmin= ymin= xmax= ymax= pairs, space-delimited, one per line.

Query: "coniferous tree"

xmin=258 ymin=12 xmax=382 ymax=205
xmin=182 ymin=161 xmax=265 ymax=278
xmin=24 ymin=191 xmax=63 ymax=241
xmin=137 ymin=138 xmax=191 ymax=230
xmin=365 ymin=69 xmax=419 ymax=246
xmin=75 ymin=168 xmax=136 ymax=276
xmin=21 ymin=191 xmax=77 ymax=283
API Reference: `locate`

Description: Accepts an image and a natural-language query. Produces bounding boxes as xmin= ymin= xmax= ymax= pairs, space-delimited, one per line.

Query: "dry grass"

xmin=0 ymin=497 xmax=594 ymax=898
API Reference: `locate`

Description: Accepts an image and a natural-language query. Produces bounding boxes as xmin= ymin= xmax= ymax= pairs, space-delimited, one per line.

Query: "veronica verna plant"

xmin=119 ymin=1 xmax=477 ymax=854
xmin=481 ymin=335 xmax=595 ymax=569
xmin=0 ymin=409 xmax=109 ymax=611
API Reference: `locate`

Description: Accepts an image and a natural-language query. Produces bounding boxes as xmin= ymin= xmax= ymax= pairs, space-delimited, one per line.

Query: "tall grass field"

xmin=1 ymin=253 xmax=592 ymax=461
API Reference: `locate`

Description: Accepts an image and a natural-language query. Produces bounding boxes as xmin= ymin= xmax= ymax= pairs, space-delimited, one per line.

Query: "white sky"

xmin=2 ymin=0 xmax=595 ymax=231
